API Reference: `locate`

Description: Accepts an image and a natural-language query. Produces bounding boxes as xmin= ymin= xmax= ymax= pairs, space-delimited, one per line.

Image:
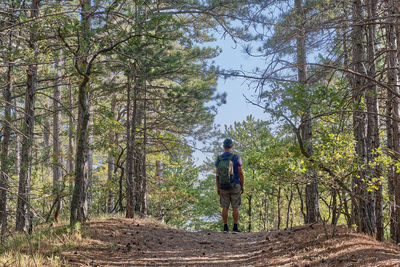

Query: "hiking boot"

xmin=232 ymin=224 xmax=240 ymax=233
xmin=223 ymin=224 xmax=229 ymax=232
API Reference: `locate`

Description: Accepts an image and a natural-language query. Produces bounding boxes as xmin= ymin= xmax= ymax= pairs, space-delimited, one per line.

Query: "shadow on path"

xmin=61 ymin=218 xmax=400 ymax=267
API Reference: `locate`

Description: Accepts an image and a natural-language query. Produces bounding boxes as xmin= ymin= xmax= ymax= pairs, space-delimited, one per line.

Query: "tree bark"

xmin=107 ymin=94 xmax=117 ymax=212
xmin=248 ymin=195 xmax=252 ymax=232
xmin=126 ymin=74 xmax=137 ymax=218
xmin=70 ymin=0 xmax=92 ymax=227
xmin=352 ymin=0 xmax=376 ymax=236
xmin=140 ymin=83 xmax=148 ymax=216
xmin=286 ymin=190 xmax=293 ymax=229
xmin=395 ymin=0 xmax=400 ymax=243
xmin=156 ymin=160 xmax=164 ymax=181
xmin=295 ymin=184 xmax=306 ymax=223
xmin=67 ymin=82 xmax=75 ymax=212
xmin=331 ymin=189 xmax=337 ymax=225
xmin=365 ymin=0 xmax=381 ymax=241
xmin=140 ymin=152 xmax=148 ymax=216
xmin=0 ymin=2 xmax=16 ymax=239
xmin=67 ymin=83 xmax=74 ymax=175
xmin=43 ymin=102 xmax=51 ymax=149
xmin=118 ymin=166 xmax=125 ymax=212
xmin=52 ymin=49 xmax=63 ymax=222
xmin=339 ymin=189 xmax=352 ymax=228
xmin=0 ymin=54 xmax=13 ymax=243
xmin=277 ymin=185 xmax=281 ymax=229
xmin=295 ymin=0 xmax=320 ymax=224
xmin=133 ymin=95 xmax=144 ymax=214
xmin=70 ymin=76 xmax=90 ymax=226
xmin=386 ymin=0 xmax=400 ymax=242
xmin=107 ymin=150 xmax=114 ymax=212
xmin=16 ymin=0 xmax=40 ymax=232
xmin=134 ymin=145 xmax=143 ymax=213
xmin=87 ymin=102 xmax=94 ymax=209
xmin=264 ymin=194 xmax=269 ymax=230
xmin=16 ymin=129 xmax=21 ymax=178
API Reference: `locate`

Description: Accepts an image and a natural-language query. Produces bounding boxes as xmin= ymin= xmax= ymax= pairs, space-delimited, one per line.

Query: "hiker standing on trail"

xmin=216 ymin=138 xmax=244 ymax=233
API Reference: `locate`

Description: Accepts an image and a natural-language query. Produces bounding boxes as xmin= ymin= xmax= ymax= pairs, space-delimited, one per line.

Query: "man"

xmin=215 ymin=138 xmax=244 ymax=233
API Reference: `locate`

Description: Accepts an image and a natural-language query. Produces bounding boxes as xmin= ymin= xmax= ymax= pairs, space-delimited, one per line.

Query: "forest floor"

xmin=59 ymin=217 xmax=400 ymax=267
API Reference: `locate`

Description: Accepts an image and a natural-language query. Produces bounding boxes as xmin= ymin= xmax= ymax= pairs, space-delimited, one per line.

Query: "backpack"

xmin=217 ymin=154 xmax=235 ymax=190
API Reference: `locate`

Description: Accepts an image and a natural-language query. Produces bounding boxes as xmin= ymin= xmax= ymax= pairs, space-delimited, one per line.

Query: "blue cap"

xmin=223 ymin=138 xmax=233 ymax=149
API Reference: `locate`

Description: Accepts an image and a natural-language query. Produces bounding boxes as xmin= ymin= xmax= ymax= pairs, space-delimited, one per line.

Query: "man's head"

xmin=223 ymin=138 xmax=233 ymax=151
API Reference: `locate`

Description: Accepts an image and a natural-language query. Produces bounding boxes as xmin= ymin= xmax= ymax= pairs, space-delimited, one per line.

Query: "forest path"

xmin=61 ymin=218 xmax=400 ymax=266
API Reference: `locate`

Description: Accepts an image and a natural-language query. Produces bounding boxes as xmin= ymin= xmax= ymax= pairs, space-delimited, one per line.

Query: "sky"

xmin=192 ymin=35 xmax=267 ymax=165
xmin=212 ymin=38 xmax=266 ymax=127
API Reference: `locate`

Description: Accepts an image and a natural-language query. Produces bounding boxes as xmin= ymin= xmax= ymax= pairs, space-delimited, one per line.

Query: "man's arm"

xmin=216 ymin=168 xmax=220 ymax=195
xmin=238 ymin=166 xmax=244 ymax=194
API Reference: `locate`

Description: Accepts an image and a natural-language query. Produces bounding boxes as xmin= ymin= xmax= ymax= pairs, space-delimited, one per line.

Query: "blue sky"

xmin=193 ymin=35 xmax=267 ymax=165
xmin=211 ymin=37 xmax=266 ymax=128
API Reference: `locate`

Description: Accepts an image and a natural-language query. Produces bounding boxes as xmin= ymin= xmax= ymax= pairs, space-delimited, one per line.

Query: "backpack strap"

xmin=218 ymin=153 xmax=234 ymax=162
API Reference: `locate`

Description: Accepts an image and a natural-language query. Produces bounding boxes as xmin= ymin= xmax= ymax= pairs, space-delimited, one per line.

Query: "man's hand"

xmin=217 ymin=189 xmax=220 ymax=195
xmin=241 ymin=187 xmax=244 ymax=194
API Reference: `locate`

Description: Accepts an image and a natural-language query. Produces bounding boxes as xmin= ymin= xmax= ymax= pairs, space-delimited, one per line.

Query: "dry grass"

xmin=0 ymin=213 xmax=126 ymax=267
xmin=2 ymin=215 xmax=400 ymax=267
xmin=259 ymin=224 xmax=400 ymax=266
xmin=62 ymin=218 xmax=400 ymax=267
xmin=0 ymin=225 xmax=72 ymax=267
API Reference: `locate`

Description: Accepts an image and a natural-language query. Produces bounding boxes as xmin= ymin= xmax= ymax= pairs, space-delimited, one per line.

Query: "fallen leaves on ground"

xmin=61 ymin=218 xmax=400 ymax=266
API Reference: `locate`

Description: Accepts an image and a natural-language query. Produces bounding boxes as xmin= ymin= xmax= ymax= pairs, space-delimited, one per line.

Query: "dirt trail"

xmin=62 ymin=218 xmax=400 ymax=266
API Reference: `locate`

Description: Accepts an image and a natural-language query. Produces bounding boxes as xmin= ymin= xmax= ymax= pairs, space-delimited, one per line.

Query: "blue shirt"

xmin=215 ymin=152 xmax=242 ymax=185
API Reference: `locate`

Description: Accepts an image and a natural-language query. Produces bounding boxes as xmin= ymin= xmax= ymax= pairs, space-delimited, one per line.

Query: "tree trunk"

xmin=0 ymin=3 xmax=16 ymax=238
xmin=339 ymin=189 xmax=352 ymax=228
xmin=67 ymin=83 xmax=75 ymax=211
xmin=70 ymin=75 xmax=90 ymax=226
xmin=248 ymin=195 xmax=252 ymax=232
xmin=87 ymin=102 xmax=94 ymax=209
xmin=386 ymin=0 xmax=400 ymax=242
xmin=277 ymin=185 xmax=281 ymax=229
xmin=107 ymin=149 xmax=114 ymax=212
xmin=134 ymin=99 xmax=144 ymax=214
xmin=107 ymin=94 xmax=117 ymax=212
xmin=295 ymin=184 xmax=306 ymax=223
xmin=0 ymin=59 xmax=13 ymax=243
xmin=118 ymin=166 xmax=125 ymax=212
xmin=134 ymin=147 xmax=143 ymax=213
xmin=70 ymin=0 xmax=92 ymax=227
xmin=140 ymin=153 xmax=148 ymax=216
xmin=140 ymin=84 xmax=148 ymax=216
xmin=365 ymin=0 xmax=381 ymax=241
xmin=52 ymin=50 xmax=63 ymax=222
xmin=286 ymin=190 xmax=293 ymax=229
xmin=259 ymin=198 xmax=263 ymax=230
xmin=331 ymin=189 xmax=337 ymax=225
xmin=265 ymin=195 xmax=269 ymax=230
xmin=156 ymin=160 xmax=164 ymax=182
xmin=331 ymin=188 xmax=337 ymax=225
xmin=394 ymin=0 xmax=400 ymax=244
xmin=67 ymin=83 xmax=74 ymax=175
xmin=126 ymin=74 xmax=137 ymax=218
xmin=43 ymin=99 xmax=51 ymax=149
xmin=352 ymin=0 xmax=376 ymax=236
xmin=16 ymin=0 xmax=40 ymax=232
xmin=295 ymin=0 xmax=320 ymax=224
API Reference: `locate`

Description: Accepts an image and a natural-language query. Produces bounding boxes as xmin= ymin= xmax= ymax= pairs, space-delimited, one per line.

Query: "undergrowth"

xmin=0 ymin=212 xmax=125 ymax=267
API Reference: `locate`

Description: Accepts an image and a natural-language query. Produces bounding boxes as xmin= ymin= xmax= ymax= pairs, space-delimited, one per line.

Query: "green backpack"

xmin=217 ymin=154 xmax=234 ymax=190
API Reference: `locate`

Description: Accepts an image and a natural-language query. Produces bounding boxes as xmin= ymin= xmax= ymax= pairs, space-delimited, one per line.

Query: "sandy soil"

xmin=61 ymin=218 xmax=400 ymax=266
